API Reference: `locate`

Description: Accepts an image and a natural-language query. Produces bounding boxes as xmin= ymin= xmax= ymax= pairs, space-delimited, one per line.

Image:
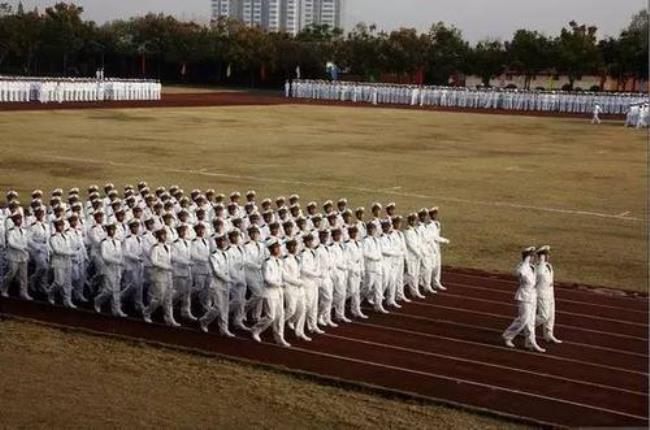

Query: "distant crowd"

xmin=287 ymin=79 xmax=647 ymax=116
xmin=0 ymin=75 xmax=162 ymax=104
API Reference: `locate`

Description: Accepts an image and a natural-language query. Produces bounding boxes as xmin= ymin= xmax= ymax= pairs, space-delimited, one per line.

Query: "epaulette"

xmin=283 ymin=255 xmax=289 ymax=259
xmin=344 ymin=240 xmax=350 ymax=243
xmin=101 ymin=238 xmax=108 ymax=242
xmin=265 ymin=257 xmax=271 ymax=261
xmin=173 ymin=239 xmax=181 ymax=243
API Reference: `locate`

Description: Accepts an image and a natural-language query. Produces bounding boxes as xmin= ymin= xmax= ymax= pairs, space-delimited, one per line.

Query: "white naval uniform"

xmin=48 ymin=231 xmax=76 ymax=306
xmin=282 ymin=252 xmax=308 ymax=338
xmin=191 ymin=236 xmax=212 ymax=313
xmin=329 ymin=241 xmax=350 ymax=321
xmin=363 ymin=235 xmax=386 ymax=312
xmin=252 ymin=256 xmax=288 ymax=345
xmin=315 ymin=244 xmax=335 ymax=325
xmin=1 ymin=226 xmax=31 ymax=299
xmin=226 ymin=244 xmax=247 ymax=329
xmin=404 ymin=226 xmax=423 ymax=298
xmin=199 ymin=248 xmax=232 ymax=335
xmin=503 ymin=257 xmax=539 ymax=346
xmin=299 ymin=247 xmax=321 ymax=332
xmin=535 ymin=260 xmax=557 ymax=339
xmin=244 ymin=240 xmax=266 ymax=321
xmin=28 ymin=220 xmax=50 ymax=294
xmin=95 ymin=237 xmax=124 ymax=316
xmin=144 ymin=242 xmax=177 ymax=325
xmin=345 ymin=238 xmax=365 ymax=318
xmin=172 ymin=238 xmax=195 ymax=319
xmin=122 ymin=234 xmax=145 ymax=311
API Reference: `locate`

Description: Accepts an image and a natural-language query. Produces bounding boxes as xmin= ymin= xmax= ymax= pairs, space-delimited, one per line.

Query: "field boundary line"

xmin=41 ymin=153 xmax=642 ymax=223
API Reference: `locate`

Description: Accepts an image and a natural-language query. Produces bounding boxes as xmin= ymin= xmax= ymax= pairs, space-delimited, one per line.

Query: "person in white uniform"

xmin=251 ymin=239 xmax=291 ymax=347
xmin=47 ymin=218 xmax=76 ymax=307
xmin=94 ymin=223 xmax=127 ymax=317
xmin=199 ymin=234 xmax=235 ymax=337
xmin=534 ymin=246 xmax=562 ymax=344
xmin=1 ymin=213 xmax=32 ymax=300
xmin=282 ymin=238 xmax=311 ymax=341
xmin=144 ymin=229 xmax=179 ymax=326
xmin=502 ymin=247 xmax=546 ymax=353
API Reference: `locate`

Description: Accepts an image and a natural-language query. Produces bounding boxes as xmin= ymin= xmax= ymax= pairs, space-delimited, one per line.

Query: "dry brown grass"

xmin=0 ymin=319 xmax=528 ymax=429
xmin=0 ymin=105 xmax=645 ymax=291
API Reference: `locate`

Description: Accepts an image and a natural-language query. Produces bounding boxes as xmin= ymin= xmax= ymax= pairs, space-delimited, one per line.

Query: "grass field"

xmin=0 ymin=104 xmax=645 ymax=291
xmin=0 ymin=319 xmax=525 ymax=429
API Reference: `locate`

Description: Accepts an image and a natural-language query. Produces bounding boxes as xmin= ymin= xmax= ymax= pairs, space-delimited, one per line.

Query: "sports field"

xmin=0 ymin=104 xmax=645 ymax=291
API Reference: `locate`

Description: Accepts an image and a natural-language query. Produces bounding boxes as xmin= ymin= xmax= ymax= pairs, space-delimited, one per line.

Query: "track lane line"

xmin=352 ymin=321 xmax=648 ymax=376
xmin=398 ymin=302 xmax=648 ymax=341
xmin=360 ymin=308 xmax=650 ymax=359
xmin=413 ymin=293 xmax=648 ymax=328
xmin=444 ymin=281 xmax=649 ymax=316
xmin=320 ymin=332 xmax=648 ymax=397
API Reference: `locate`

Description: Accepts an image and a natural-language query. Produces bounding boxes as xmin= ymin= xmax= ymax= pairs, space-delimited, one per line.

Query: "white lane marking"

xmin=617 ymin=211 xmax=631 ymax=217
xmin=445 ymin=280 xmax=649 ymax=315
xmin=362 ymin=308 xmax=650 ymax=358
xmin=323 ymin=333 xmax=648 ymax=397
xmin=398 ymin=302 xmax=648 ymax=342
xmin=44 ymin=153 xmax=643 ymax=222
xmin=446 ymin=271 xmax=647 ymax=303
xmin=288 ymin=346 xmax=649 ymax=422
xmin=354 ymin=321 xmax=648 ymax=376
xmin=418 ymin=292 xmax=648 ymax=327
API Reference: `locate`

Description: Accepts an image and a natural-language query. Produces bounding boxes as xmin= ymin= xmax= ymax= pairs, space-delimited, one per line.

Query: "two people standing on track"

xmin=502 ymin=245 xmax=561 ymax=352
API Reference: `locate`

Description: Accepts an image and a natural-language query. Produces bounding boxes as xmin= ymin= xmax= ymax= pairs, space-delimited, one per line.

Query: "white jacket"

xmin=282 ymin=254 xmax=302 ymax=287
xmin=299 ymin=248 xmax=320 ymax=280
xmin=190 ymin=237 xmax=211 ymax=276
xmin=123 ymin=234 xmax=144 ymax=270
xmin=49 ymin=232 xmax=75 ymax=268
xmin=362 ymin=236 xmax=382 ymax=274
xmin=151 ymin=243 xmax=172 ymax=273
xmin=209 ymin=249 xmax=231 ymax=284
xmin=263 ymin=256 xmax=283 ymax=289
xmin=226 ymin=245 xmax=246 ymax=284
xmin=344 ymin=239 xmax=363 ymax=277
xmin=535 ymin=261 xmax=554 ymax=300
xmin=514 ymin=258 xmax=537 ymax=303
xmin=171 ymin=238 xmax=192 ymax=277
xmin=6 ymin=227 xmax=29 ymax=263
xmin=101 ymin=237 xmax=123 ymax=268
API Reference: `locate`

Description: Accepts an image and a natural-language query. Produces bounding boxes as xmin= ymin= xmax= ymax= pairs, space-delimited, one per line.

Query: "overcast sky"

xmin=14 ymin=0 xmax=646 ymax=42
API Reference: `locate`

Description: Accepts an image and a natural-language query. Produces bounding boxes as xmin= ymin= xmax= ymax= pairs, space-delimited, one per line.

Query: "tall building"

xmin=211 ymin=0 xmax=342 ymax=35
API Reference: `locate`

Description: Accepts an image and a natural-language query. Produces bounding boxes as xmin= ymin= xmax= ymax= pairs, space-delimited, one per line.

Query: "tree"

xmin=554 ymin=21 xmax=603 ymax=89
xmin=506 ymin=30 xmax=553 ymax=89
xmin=425 ymin=22 xmax=470 ymax=85
xmin=337 ymin=23 xmax=386 ymax=81
xmin=40 ymin=2 xmax=88 ymax=74
xmin=470 ymin=39 xmax=506 ymax=86
xmin=383 ymin=28 xmax=429 ymax=81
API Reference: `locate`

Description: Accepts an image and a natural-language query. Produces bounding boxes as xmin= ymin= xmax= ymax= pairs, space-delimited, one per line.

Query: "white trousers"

xmin=145 ymin=270 xmax=175 ymax=324
xmin=364 ymin=270 xmax=383 ymax=310
xmin=200 ymin=279 xmax=230 ymax=334
xmin=536 ymin=295 xmax=556 ymax=338
xmin=503 ymin=300 xmax=537 ymax=345
xmin=285 ymin=284 xmax=307 ymax=337
xmin=173 ymin=275 xmax=194 ymax=318
xmin=347 ymin=271 xmax=363 ymax=316
xmin=95 ymin=265 xmax=123 ymax=315
xmin=252 ymin=287 xmax=285 ymax=343
xmin=318 ymin=277 xmax=334 ymax=324
xmin=302 ymin=278 xmax=319 ymax=331
xmin=1 ymin=260 xmax=29 ymax=297
xmin=331 ymin=270 xmax=348 ymax=319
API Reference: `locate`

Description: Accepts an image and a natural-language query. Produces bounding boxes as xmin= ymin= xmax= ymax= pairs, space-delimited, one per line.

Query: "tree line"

xmin=0 ymin=2 xmax=647 ymax=90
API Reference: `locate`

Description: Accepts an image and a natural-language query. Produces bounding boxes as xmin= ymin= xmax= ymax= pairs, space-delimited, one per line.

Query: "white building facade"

xmin=211 ymin=0 xmax=343 ymax=35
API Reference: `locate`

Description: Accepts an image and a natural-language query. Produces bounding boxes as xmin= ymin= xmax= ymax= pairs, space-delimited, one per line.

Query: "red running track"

xmin=0 ymin=266 xmax=646 ymax=428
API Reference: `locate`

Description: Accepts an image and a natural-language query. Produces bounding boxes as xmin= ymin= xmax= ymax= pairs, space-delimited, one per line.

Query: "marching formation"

xmin=287 ymin=79 xmax=647 ymax=116
xmin=0 ymin=76 xmax=162 ymax=104
xmin=0 ymin=184 xmax=450 ymax=347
